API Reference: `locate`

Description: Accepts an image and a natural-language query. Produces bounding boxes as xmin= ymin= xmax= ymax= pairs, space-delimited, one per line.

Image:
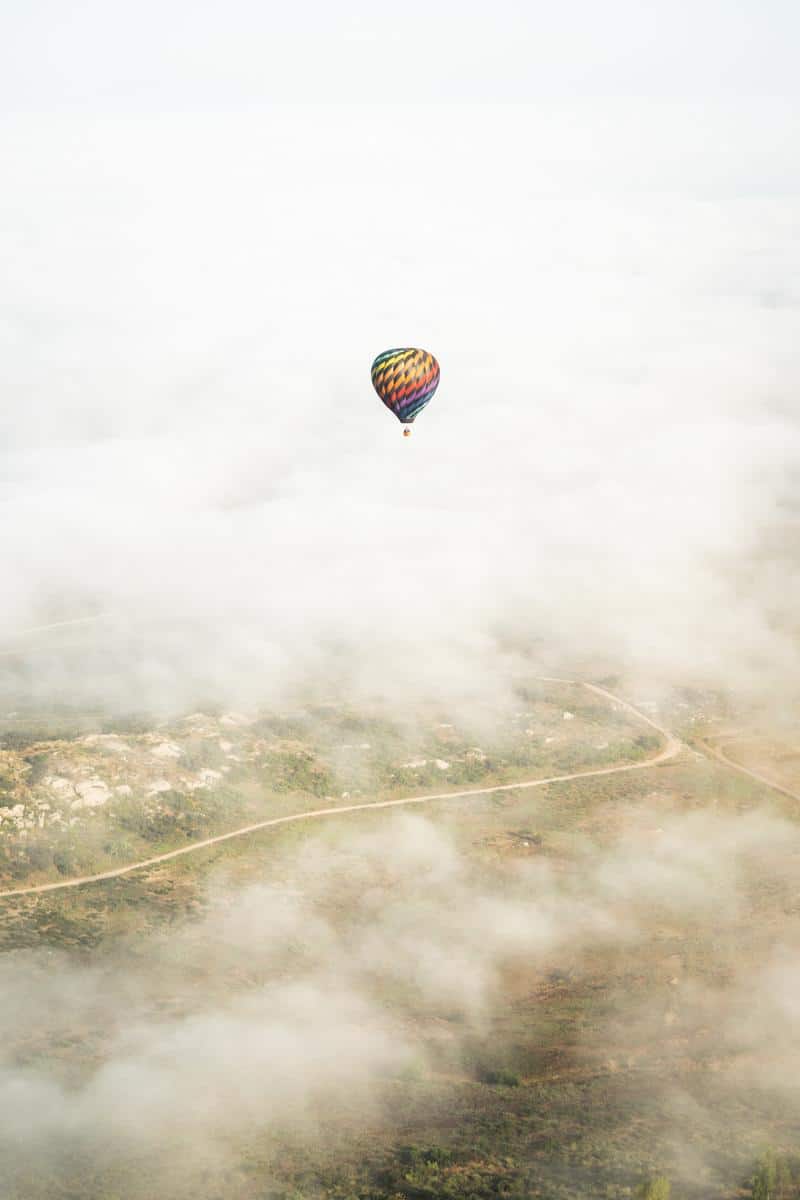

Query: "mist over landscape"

xmin=2 ymin=4 xmax=800 ymax=1199
xmin=3 ymin=805 xmax=800 ymax=1197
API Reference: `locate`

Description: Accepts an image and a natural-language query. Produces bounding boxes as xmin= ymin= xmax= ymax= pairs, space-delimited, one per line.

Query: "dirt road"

xmin=0 ymin=680 xmax=682 ymax=900
xmin=697 ymin=735 xmax=800 ymax=805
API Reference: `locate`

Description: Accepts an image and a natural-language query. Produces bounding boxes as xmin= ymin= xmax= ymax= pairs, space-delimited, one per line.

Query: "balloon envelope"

xmin=371 ymin=348 xmax=440 ymax=425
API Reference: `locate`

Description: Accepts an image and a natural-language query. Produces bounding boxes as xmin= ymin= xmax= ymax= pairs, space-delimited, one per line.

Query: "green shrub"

xmin=53 ymin=847 xmax=77 ymax=876
xmin=636 ymin=1177 xmax=670 ymax=1200
xmin=750 ymin=1148 xmax=798 ymax=1199
xmin=26 ymin=841 xmax=53 ymax=872
xmin=476 ymin=1065 xmax=521 ymax=1087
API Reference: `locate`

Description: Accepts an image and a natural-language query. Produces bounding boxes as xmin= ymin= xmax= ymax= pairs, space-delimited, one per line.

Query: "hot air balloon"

xmin=371 ymin=348 xmax=440 ymax=436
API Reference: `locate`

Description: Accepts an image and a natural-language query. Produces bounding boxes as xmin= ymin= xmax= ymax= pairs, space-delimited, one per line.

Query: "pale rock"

xmin=188 ymin=768 xmax=223 ymax=790
xmin=152 ymin=741 xmax=183 ymax=760
xmin=82 ymin=734 xmax=128 ymax=753
xmin=147 ymin=779 xmax=173 ymax=796
xmin=72 ymin=779 xmax=112 ymax=809
xmin=44 ymin=776 xmax=76 ymax=798
xmin=220 ymin=712 xmax=253 ymax=728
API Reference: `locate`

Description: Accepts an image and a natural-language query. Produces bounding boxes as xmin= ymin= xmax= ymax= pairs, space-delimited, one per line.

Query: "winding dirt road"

xmin=0 ymin=680 xmax=682 ymax=901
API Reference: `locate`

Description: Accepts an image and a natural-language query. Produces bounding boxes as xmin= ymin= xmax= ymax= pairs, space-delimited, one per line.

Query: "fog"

xmin=2 ymin=809 xmax=799 ymax=1193
xmin=2 ymin=96 xmax=799 ymax=713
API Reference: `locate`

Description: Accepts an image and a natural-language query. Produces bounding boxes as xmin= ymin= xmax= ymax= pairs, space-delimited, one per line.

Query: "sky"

xmin=2 ymin=0 xmax=799 ymax=109
xmin=1 ymin=2 xmax=799 ymax=712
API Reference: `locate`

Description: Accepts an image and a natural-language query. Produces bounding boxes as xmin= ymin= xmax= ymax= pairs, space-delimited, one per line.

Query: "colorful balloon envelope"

xmin=371 ymin=348 xmax=440 ymax=433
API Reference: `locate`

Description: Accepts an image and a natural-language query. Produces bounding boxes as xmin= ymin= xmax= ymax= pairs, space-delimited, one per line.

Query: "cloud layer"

xmin=2 ymin=103 xmax=799 ymax=712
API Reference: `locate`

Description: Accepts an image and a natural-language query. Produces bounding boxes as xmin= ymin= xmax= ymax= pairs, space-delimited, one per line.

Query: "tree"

xmin=753 ymin=1151 xmax=776 ymax=1199
xmin=751 ymin=1148 xmax=797 ymax=1200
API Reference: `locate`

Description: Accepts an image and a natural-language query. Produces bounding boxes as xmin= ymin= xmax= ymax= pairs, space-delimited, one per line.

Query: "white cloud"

xmin=1 ymin=102 xmax=798 ymax=711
